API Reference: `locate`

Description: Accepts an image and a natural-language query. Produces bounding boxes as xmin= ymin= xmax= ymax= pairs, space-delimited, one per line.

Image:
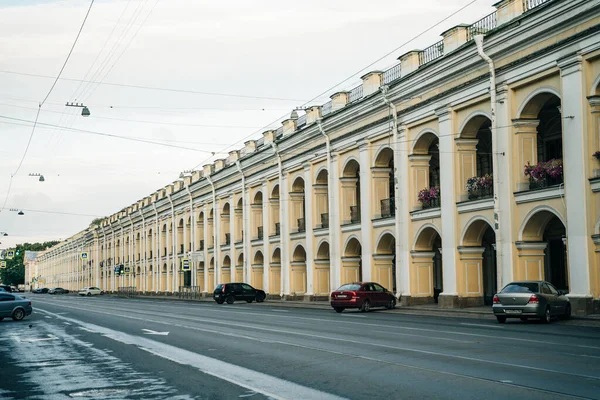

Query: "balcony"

xmin=297 ymin=218 xmax=306 ymax=233
xmin=199 ymin=240 xmax=204 ymax=251
xmin=528 ymin=175 xmax=563 ymax=191
xmin=350 ymin=206 xmax=361 ymax=224
xmin=421 ymin=198 xmax=441 ymax=210
xmin=380 ymin=198 xmax=395 ymax=218
xmin=163 ymin=247 xmax=167 ymax=257
xmin=224 ymin=233 xmax=231 ymax=245
xmin=320 ymin=213 xmax=329 ymax=229
xmin=257 ymin=226 xmax=263 ymax=240
xmin=179 ymin=244 xmax=184 ymax=254
xmin=272 ymin=222 xmax=281 ymax=237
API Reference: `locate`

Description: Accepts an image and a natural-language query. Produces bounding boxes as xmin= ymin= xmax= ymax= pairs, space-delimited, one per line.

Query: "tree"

xmin=0 ymin=241 xmax=59 ymax=286
xmin=89 ymin=217 xmax=106 ymax=228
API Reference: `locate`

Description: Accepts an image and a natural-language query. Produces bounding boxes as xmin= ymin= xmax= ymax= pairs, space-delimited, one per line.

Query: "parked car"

xmin=0 ymin=292 xmax=32 ymax=321
xmin=48 ymin=287 xmax=70 ymax=295
xmin=0 ymin=287 xmax=6 ymax=293
xmin=213 ymin=283 xmax=266 ymax=304
xmin=492 ymin=280 xmax=571 ymax=324
xmin=32 ymin=288 xmax=49 ymax=294
xmin=0 ymin=285 xmax=12 ymax=293
xmin=78 ymin=287 xmax=104 ymax=296
xmin=330 ymin=282 xmax=396 ymax=313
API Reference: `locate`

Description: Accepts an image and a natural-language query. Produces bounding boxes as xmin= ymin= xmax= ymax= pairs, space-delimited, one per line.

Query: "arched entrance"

xmin=374 ymin=233 xmax=396 ymax=292
xmin=373 ymin=148 xmax=395 ymax=218
xmin=252 ymin=251 xmax=264 ymax=289
xmin=221 ymin=255 xmax=231 ymax=284
xmin=342 ymin=237 xmax=362 ymax=283
xmin=519 ymin=208 xmax=568 ymax=291
xmin=412 ymin=225 xmax=443 ymax=303
xmin=291 ymin=245 xmax=307 ymax=294
xmin=314 ymin=241 xmax=330 ymax=295
xmin=270 ymin=248 xmax=281 ymax=294
xmin=458 ymin=115 xmax=493 ymax=201
xmin=161 ymin=263 xmax=167 ymax=292
xmin=461 ymin=219 xmax=497 ymax=305
xmin=291 ymin=178 xmax=306 ymax=233
xmin=410 ymin=131 xmax=440 ymax=209
xmin=236 ymin=253 xmax=244 ymax=282
xmin=341 ymin=160 xmax=361 ymax=224
xmin=314 ymin=170 xmax=329 ymax=228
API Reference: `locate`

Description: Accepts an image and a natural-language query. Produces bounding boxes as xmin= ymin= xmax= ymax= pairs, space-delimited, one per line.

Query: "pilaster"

xmin=359 ymin=142 xmax=373 ymax=282
xmin=304 ymin=164 xmax=314 ymax=296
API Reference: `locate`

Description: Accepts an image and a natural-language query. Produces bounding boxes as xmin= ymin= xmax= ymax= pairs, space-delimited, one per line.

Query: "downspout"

xmin=167 ymin=194 xmax=175 ymax=292
xmin=138 ymin=209 xmax=146 ymax=292
xmin=381 ymin=86 xmax=402 ymax=299
xmin=185 ymin=184 xmax=194 ymax=286
xmin=317 ymin=120 xmax=337 ymax=291
xmin=235 ymin=161 xmax=249 ymax=283
xmin=271 ymin=142 xmax=285 ymax=297
xmin=152 ymin=204 xmax=159 ymax=291
xmin=206 ymin=175 xmax=219 ymax=288
xmin=475 ymin=35 xmax=502 ymax=292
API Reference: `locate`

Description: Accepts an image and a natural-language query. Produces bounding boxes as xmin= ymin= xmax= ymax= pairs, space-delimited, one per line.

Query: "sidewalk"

xmin=110 ymin=293 xmax=600 ymax=324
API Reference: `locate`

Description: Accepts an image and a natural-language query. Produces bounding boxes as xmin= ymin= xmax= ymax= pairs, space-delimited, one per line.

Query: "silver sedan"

xmin=492 ymin=280 xmax=571 ymax=324
xmin=0 ymin=292 xmax=32 ymax=321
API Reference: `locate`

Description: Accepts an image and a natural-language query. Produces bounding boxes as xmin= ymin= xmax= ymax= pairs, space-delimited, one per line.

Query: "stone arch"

xmin=253 ymin=190 xmax=263 ymax=204
xmin=292 ymin=245 xmax=306 ymax=262
xmin=271 ymin=247 xmax=281 ymax=264
xmin=373 ymin=146 xmax=394 ymax=167
xmin=271 ymin=184 xmax=280 ymax=199
xmin=375 ymin=231 xmax=396 ymax=293
xmin=343 ymin=236 xmax=362 ymax=257
xmin=237 ymin=252 xmax=244 ymax=266
xmin=316 ymin=240 xmax=330 ymax=260
xmin=236 ymin=197 xmax=242 ymax=209
xmin=590 ymin=74 xmax=600 ymax=96
xmin=315 ymin=168 xmax=328 ymax=185
xmin=519 ymin=205 xmax=566 ymax=241
xmin=222 ymin=202 xmax=230 ymax=215
xmin=136 ymin=266 xmax=141 ymax=274
xmin=342 ymin=158 xmax=360 ymax=177
xmin=198 ymin=211 xmax=204 ymax=221
xmin=460 ymin=216 xmax=495 ymax=246
xmin=595 ymin=217 xmax=600 ymax=235
xmin=375 ymin=231 xmax=395 ymax=254
xmin=413 ymin=224 xmax=442 ymax=251
xmin=412 ymin=129 xmax=439 ymax=154
xmin=458 ymin=111 xmax=492 ymax=138
xmin=516 ymin=87 xmax=562 ymax=119
xmin=162 ymin=263 xmax=167 ymax=272
xmin=178 ymin=218 xmax=184 ymax=227
xmin=291 ymin=176 xmax=305 ymax=192
xmin=253 ymin=250 xmax=264 ymax=265
xmin=342 ymin=236 xmax=362 ymax=283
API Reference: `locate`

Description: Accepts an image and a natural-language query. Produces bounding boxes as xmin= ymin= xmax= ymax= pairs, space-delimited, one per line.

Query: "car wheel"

xmin=86 ymin=292 xmax=92 ymax=297
xmin=12 ymin=308 xmax=25 ymax=321
xmin=215 ymin=299 xmax=224 ymax=304
xmin=496 ymin=316 xmax=506 ymax=324
xmin=334 ymin=307 xmax=344 ymax=313
xmin=385 ymin=298 xmax=396 ymax=310
xmin=226 ymin=295 xmax=235 ymax=304
xmin=560 ymin=304 xmax=571 ymax=320
xmin=360 ymin=300 xmax=371 ymax=313
xmin=0 ymin=317 xmax=4 ymax=321
xmin=246 ymin=299 xmax=253 ymax=303
xmin=543 ymin=306 xmax=552 ymax=324
xmin=255 ymin=294 xmax=265 ymax=303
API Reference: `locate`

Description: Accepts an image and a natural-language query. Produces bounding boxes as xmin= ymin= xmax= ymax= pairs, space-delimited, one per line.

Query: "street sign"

xmin=0 ymin=261 xmax=6 ymax=269
xmin=6 ymin=250 xmax=14 ymax=259
xmin=181 ymin=258 xmax=190 ymax=271
xmin=124 ymin=266 xmax=131 ymax=275
xmin=81 ymin=252 xmax=88 ymax=259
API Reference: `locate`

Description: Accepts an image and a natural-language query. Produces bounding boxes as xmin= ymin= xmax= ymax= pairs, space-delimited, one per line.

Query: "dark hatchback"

xmin=213 ymin=283 xmax=266 ymax=304
xmin=32 ymin=288 xmax=49 ymax=294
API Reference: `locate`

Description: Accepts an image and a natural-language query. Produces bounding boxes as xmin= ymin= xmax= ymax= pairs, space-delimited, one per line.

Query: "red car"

xmin=330 ymin=282 xmax=396 ymax=313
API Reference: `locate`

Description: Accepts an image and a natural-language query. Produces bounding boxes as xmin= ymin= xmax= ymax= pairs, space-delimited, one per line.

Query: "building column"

xmin=262 ymin=181 xmax=270 ymax=292
xmin=359 ymin=142 xmax=373 ymax=282
xmin=397 ymin=126 xmax=412 ymax=303
xmin=330 ymin=154 xmax=341 ymax=291
xmin=304 ymin=163 xmax=314 ymax=297
xmin=203 ymin=204 xmax=209 ymax=293
xmin=228 ymin=195 xmax=236 ymax=283
xmin=281 ymin=172 xmax=290 ymax=295
xmin=559 ymin=54 xmax=593 ymax=314
xmin=438 ymin=108 xmax=458 ymax=308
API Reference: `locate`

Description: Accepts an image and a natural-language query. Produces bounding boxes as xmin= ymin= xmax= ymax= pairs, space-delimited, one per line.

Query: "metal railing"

xmin=118 ymin=286 xmax=137 ymax=298
xmin=179 ymin=244 xmax=184 ymax=254
xmin=224 ymin=233 xmax=231 ymax=245
xmin=322 ymin=101 xmax=333 ymax=116
xmin=350 ymin=206 xmax=361 ymax=224
xmin=320 ymin=213 xmax=329 ymax=229
xmin=380 ymin=198 xmax=395 ymax=218
xmin=349 ymin=85 xmax=363 ymax=103
xmin=523 ymin=0 xmax=551 ymax=11
xmin=274 ymin=222 xmax=281 ymax=236
xmin=467 ymin=11 xmax=498 ymax=41
xmin=199 ymin=240 xmax=204 ymax=251
xmin=419 ymin=40 xmax=444 ymax=65
xmin=383 ymin=64 xmax=401 ymax=84
xmin=421 ymin=198 xmax=441 ymax=210
xmin=178 ymin=285 xmax=202 ymax=300
xmin=297 ymin=114 xmax=307 ymax=129
xmin=297 ymin=218 xmax=306 ymax=232
xmin=257 ymin=226 xmax=264 ymax=239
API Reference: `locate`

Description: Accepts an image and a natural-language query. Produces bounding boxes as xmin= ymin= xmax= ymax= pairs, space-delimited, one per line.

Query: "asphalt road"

xmin=1 ymin=294 xmax=599 ymax=400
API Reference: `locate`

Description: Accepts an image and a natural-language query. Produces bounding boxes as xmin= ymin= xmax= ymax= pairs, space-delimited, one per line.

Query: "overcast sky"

xmin=0 ymin=0 xmax=495 ymax=249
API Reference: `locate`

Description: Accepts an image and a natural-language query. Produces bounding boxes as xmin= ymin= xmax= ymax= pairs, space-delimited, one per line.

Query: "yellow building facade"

xmin=36 ymin=0 xmax=600 ymax=314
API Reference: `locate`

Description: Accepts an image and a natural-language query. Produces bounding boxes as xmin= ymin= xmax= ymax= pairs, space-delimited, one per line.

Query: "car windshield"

xmin=501 ymin=282 xmax=539 ymax=293
xmin=337 ymin=284 xmax=361 ymax=291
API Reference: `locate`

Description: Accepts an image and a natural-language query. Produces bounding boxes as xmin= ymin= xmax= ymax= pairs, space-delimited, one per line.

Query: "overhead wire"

xmin=1 ymin=0 xmax=96 ymax=212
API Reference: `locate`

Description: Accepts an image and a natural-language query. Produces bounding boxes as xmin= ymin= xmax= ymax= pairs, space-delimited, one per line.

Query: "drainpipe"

xmin=317 ymin=120 xmax=338 ymax=291
xmin=381 ymin=86 xmax=403 ymax=299
xmin=236 ymin=161 xmax=249 ymax=283
xmin=206 ymin=175 xmax=219 ymax=289
xmin=475 ymin=35 xmax=502 ymax=292
xmin=271 ymin=142 xmax=285 ymax=297
xmin=138 ymin=209 xmax=146 ymax=292
xmin=167 ymin=194 xmax=175 ymax=292
xmin=185 ymin=184 xmax=194 ymax=286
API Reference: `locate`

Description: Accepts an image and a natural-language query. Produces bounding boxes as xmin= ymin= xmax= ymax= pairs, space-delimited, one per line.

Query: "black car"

xmin=48 ymin=287 xmax=70 ymax=295
xmin=0 ymin=285 xmax=13 ymax=293
xmin=213 ymin=283 xmax=266 ymax=304
xmin=32 ymin=288 xmax=49 ymax=294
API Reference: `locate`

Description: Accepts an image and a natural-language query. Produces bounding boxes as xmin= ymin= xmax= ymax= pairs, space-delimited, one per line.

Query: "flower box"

xmin=466 ymin=174 xmax=493 ymax=200
xmin=524 ymin=159 xmax=563 ymax=190
xmin=418 ymin=186 xmax=441 ymax=209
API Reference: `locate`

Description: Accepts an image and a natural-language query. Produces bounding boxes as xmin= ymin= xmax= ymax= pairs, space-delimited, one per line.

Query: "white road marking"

xmin=77 ymin=327 xmax=97 ymax=333
xmin=142 ymin=329 xmax=169 ymax=336
xmin=373 ymin=330 xmax=476 ymax=344
xmin=17 ymin=335 xmax=58 ymax=343
xmin=37 ymin=304 xmax=600 ymax=382
xmin=37 ymin=309 xmax=346 ymax=400
xmin=461 ymin=323 xmax=504 ymax=329
xmin=270 ymin=309 xmax=289 ymax=312
xmin=63 ymin=322 xmax=71 ymax=325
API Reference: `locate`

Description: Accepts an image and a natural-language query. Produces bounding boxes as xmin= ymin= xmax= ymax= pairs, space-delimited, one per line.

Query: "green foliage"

xmin=0 ymin=241 xmax=59 ymax=286
xmin=89 ymin=217 xmax=106 ymax=227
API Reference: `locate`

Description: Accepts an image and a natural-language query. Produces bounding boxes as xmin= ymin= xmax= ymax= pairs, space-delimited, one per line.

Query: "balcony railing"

xmin=467 ymin=186 xmax=494 ymax=201
xmin=421 ymin=198 xmax=441 ymax=210
xmin=383 ymin=64 xmax=401 ymax=84
xmin=274 ymin=222 xmax=281 ymax=236
xmin=224 ymin=233 xmax=231 ymax=245
xmin=349 ymin=85 xmax=363 ymax=103
xmin=528 ymin=175 xmax=563 ymax=191
xmin=350 ymin=206 xmax=361 ymax=224
xmin=179 ymin=244 xmax=184 ymax=254
xmin=380 ymin=198 xmax=395 ymax=218
xmin=523 ymin=0 xmax=551 ymax=11
xmin=257 ymin=226 xmax=264 ymax=239
xmin=322 ymin=101 xmax=333 ymax=116
xmin=419 ymin=40 xmax=444 ymax=65
xmin=320 ymin=213 xmax=329 ymax=229
xmin=199 ymin=240 xmax=204 ymax=251
xmin=467 ymin=11 xmax=498 ymax=41
xmin=297 ymin=218 xmax=306 ymax=232
xmin=163 ymin=247 xmax=167 ymax=257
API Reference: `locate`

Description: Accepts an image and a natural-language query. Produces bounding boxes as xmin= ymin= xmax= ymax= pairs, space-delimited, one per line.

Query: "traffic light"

xmin=15 ymin=249 xmax=20 ymax=256
xmin=119 ymin=265 xmax=124 ymax=275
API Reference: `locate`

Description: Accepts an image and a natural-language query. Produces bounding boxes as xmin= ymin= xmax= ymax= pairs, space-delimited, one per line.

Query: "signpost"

xmin=81 ymin=252 xmax=88 ymax=260
xmin=6 ymin=250 xmax=14 ymax=260
xmin=181 ymin=258 xmax=190 ymax=271
xmin=0 ymin=261 xmax=6 ymax=269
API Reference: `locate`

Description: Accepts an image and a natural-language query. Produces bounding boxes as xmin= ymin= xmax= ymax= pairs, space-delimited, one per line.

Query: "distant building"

xmin=24 ymin=251 xmax=39 ymax=291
